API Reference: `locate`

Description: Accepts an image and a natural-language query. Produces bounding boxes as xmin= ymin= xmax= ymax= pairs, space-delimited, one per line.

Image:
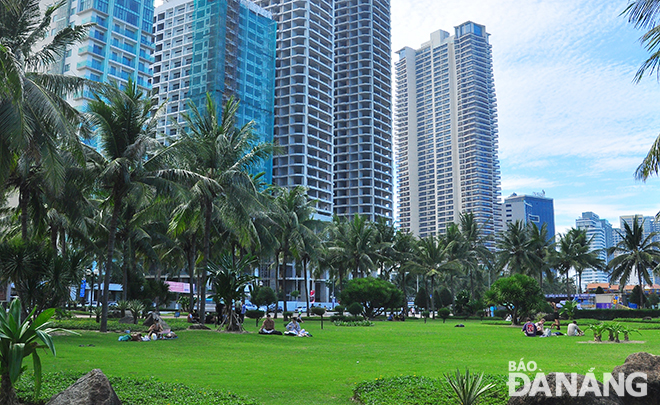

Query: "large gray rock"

xmin=508 ymin=372 xmax=623 ymax=405
xmin=117 ymin=316 xmax=134 ymax=324
xmin=612 ymin=352 xmax=660 ymax=405
xmin=143 ymin=312 xmax=170 ymax=330
xmin=47 ymin=369 xmax=121 ymax=405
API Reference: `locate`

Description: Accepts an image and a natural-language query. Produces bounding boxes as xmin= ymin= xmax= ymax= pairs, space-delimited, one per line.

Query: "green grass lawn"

xmin=39 ymin=318 xmax=660 ymax=405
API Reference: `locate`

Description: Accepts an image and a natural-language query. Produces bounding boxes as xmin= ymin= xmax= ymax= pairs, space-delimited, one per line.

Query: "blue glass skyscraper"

xmin=153 ymin=0 xmax=276 ymax=182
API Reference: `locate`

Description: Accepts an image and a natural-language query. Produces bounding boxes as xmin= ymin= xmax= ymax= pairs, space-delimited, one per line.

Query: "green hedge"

xmin=330 ymin=314 xmax=364 ymax=322
xmin=353 ymin=374 xmax=508 ymax=405
xmin=49 ymin=318 xmax=191 ymax=332
xmin=16 ymin=372 xmax=259 ymax=405
xmin=574 ymin=309 xmax=660 ymax=320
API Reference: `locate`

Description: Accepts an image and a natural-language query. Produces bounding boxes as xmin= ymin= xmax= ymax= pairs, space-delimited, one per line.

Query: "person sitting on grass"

xmin=522 ymin=318 xmax=537 ymax=337
xmin=259 ymin=314 xmax=282 ymax=335
xmin=285 ymin=317 xmax=311 ymax=337
xmin=147 ymin=320 xmax=163 ymax=339
xmin=566 ymin=320 xmax=583 ymax=337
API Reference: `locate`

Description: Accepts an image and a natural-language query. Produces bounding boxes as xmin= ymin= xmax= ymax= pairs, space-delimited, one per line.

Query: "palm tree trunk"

xmin=0 ymin=372 xmax=19 ymax=405
xmin=50 ymin=225 xmax=58 ymax=252
xmin=101 ymin=192 xmax=122 ymax=333
xmin=565 ymin=269 xmax=570 ymax=301
xmin=19 ymin=183 xmax=29 ymax=241
xmin=123 ymin=238 xmax=131 ymax=301
xmin=639 ymin=270 xmax=644 ymax=309
xmin=281 ymin=250 xmax=288 ymax=313
xmin=200 ymin=200 xmax=211 ymax=321
xmin=303 ymin=257 xmax=310 ymax=317
xmin=60 ymin=228 xmax=67 ymax=255
xmin=187 ymin=236 xmax=196 ymax=313
xmin=431 ymin=275 xmax=436 ymax=319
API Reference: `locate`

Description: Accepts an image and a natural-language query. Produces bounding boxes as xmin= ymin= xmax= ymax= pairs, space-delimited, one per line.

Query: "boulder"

xmin=47 ymin=369 xmax=121 ymax=405
xmin=642 ymin=317 xmax=652 ymax=321
xmin=611 ymin=352 xmax=660 ymax=405
xmin=143 ymin=312 xmax=170 ymax=331
xmin=117 ymin=316 xmax=134 ymax=324
xmin=508 ymin=372 xmax=623 ymax=405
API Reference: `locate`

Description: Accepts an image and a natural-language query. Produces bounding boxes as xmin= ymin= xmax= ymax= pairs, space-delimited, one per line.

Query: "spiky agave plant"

xmin=444 ymin=368 xmax=495 ymax=405
xmin=0 ymin=299 xmax=77 ymax=405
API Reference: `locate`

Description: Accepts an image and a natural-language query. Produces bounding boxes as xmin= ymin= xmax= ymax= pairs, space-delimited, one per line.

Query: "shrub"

xmin=15 ymin=372 xmax=260 ymax=405
xmin=346 ymin=302 xmax=364 ymax=317
xmin=244 ymin=309 xmax=265 ymax=327
xmin=283 ymin=311 xmax=294 ymax=320
xmin=329 ymin=315 xmax=363 ymax=322
xmin=575 ymin=309 xmax=660 ymax=320
xmin=438 ymin=308 xmax=451 ymax=323
xmin=493 ymin=309 xmax=508 ymax=319
xmin=311 ymin=306 xmax=326 ymax=316
xmin=333 ymin=305 xmax=345 ymax=315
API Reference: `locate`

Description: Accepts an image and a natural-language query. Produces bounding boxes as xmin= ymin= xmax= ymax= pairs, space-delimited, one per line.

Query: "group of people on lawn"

xmin=259 ymin=314 xmax=311 ymax=337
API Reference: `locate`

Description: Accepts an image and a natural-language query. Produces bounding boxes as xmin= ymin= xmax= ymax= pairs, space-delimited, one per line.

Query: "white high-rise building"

xmin=333 ymin=0 xmax=393 ymax=221
xmin=576 ymin=212 xmax=613 ymax=287
xmin=254 ymin=0 xmax=335 ymax=220
xmin=394 ymin=23 xmax=501 ymax=243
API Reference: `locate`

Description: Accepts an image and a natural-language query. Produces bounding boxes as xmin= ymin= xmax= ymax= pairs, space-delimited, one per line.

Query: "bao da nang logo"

xmin=508 ymin=360 xmax=647 ymax=397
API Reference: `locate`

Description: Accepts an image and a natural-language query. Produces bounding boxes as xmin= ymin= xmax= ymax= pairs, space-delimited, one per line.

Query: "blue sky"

xmin=391 ymin=0 xmax=660 ymax=234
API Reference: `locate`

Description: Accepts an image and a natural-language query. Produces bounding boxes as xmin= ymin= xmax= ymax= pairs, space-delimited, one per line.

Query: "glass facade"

xmin=154 ymin=0 xmax=276 ymax=181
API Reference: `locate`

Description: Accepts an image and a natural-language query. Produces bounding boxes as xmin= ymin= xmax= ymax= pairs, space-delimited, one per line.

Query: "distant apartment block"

xmin=254 ymin=0 xmax=335 ymax=220
xmin=395 ymin=23 xmax=502 ymax=242
xmin=503 ymin=192 xmax=555 ymax=241
xmin=44 ymin=0 xmax=155 ymax=110
xmin=153 ymin=0 xmax=276 ymax=182
xmin=333 ymin=0 xmax=393 ymax=221
xmin=576 ymin=212 xmax=613 ymax=287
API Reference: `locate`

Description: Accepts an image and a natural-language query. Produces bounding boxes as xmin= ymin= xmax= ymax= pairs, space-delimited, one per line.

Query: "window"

xmin=63 ymin=64 xmax=70 ymax=72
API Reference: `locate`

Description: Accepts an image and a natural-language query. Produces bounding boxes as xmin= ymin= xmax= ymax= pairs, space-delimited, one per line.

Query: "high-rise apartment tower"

xmin=333 ymin=0 xmax=393 ymax=221
xmin=44 ymin=0 xmax=155 ymax=110
xmin=576 ymin=212 xmax=613 ymax=287
xmin=153 ymin=0 xmax=276 ymax=181
xmin=395 ymin=23 xmax=501 ymax=240
xmin=254 ymin=0 xmax=335 ymax=220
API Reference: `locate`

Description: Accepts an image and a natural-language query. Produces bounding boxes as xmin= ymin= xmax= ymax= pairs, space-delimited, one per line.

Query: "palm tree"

xmin=0 ymin=0 xmax=91 ymax=239
xmin=495 ymin=220 xmax=537 ymax=276
xmin=85 ymin=80 xmax=170 ymax=332
xmin=412 ymin=235 xmax=458 ymax=316
xmin=329 ymin=214 xmax=378 ymax=279
xmin=551 ymin=228 xmax=603 ymax=299
xmin=623 ymin=1 xmax=660 ymax=180
xmin=608 ymin=216 xmax=660 ymax=307
xmin=208 ymin=253 xmax=257 ymax=332
xmin=270 ymin=186 xmax=318 ymax=313
xmin=169 ymin=94 xmax=273 ymax=318
xmin=528 ymin=222 xmax=554 ymax=288
xmin=457 ymin=212 xmax=492 ymax=298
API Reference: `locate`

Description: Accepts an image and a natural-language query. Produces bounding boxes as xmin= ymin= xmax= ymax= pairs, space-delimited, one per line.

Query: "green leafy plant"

xmin=333 ymin=320 xmax=374 ymax=327
xmin=619 ymin=324 xmax=641 ymax=342
xmin=245 ymin=309 xmax=265 ymax=327
xmin=128 ymin=300 xmax=145 ymax=325
xmin=444 ymin=368 xmax=495 ymax=405
xmin=588 ymin=322 xmax=607 ymax=342
xmin=438 ymin=307 xmax=451 ymax=323
xmin=559 ymin=300 xmax=578 ymax=320
xmin=117 ymin=300 xmax=130 ymax=318
xmin=0 ymin=299 xmax=76 ymax=405
xmin=333 ymin=304 xmax=345 ymax=315
xmin=311 ymin=306 xmax=326 ymax=329
xmin=346 ymin=302 xmax=364 ymax=317
xmin=93 ymin=306 xmax=103 ymax=323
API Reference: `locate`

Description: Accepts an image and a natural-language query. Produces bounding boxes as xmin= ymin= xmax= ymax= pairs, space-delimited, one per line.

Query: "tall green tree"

xmin=551 ymin=228 xmax=603 ymax=299
xmin=0 ymin=0 xmax=91 ymax=240
xmin=85 ymin=80 xmax=170 ymax=332
xmin=271 ymin=186 xmax=318 ymax=313
xmin=412 ymin=234 xmax=458 ymax=316
xmin=607 ymin=215 xmax=660 ymax=306
xmin=208 ymin=253 xmax=257 ymax=332
xmin=528 ymin=222 xmax=553 ymax=289
xmin=495 ymin=220 xmax=537 ymax=276
xmin=169 ymin=94 xmax=273 ymax=318
xmin=457 ymin=212 xmax=492 ymax=298
xmin=622 ymin=1 xmax=660 ymax=180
